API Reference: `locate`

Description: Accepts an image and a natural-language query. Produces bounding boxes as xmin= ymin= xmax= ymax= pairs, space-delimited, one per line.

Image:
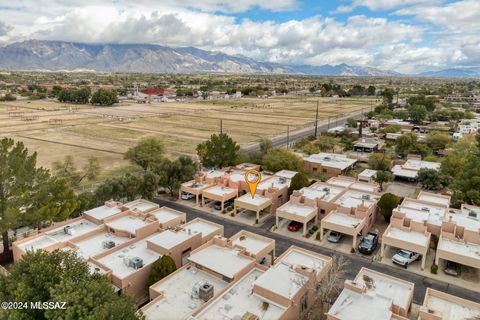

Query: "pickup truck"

xmin=392 ymin=249 xmax=421 ymax=268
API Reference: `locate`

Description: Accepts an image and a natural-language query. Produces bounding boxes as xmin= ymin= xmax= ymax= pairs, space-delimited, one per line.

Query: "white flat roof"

xmin=280 ymin=249 xmax=328 ymax=273
xmin=19 ymin=235 xmax=59 ymax=251
xmin=426 ymin=294 xmax=480 ymax=320
xmin=143 ymin=265 xmax=228 ymax=320
xmin=74 ymin=231 xmax=130 ymax=259
xmin=229 ymin=173 xmax=244 ymax=182
xmin=278 ymin=202 xmax=316 ymax=218
xmin=439 ymin=238 xmax=480 ymax=261
xmin=403 ymin=159 xmax=441 ymax=171
xmin=235 ymin=193 xmax=272 ymax=206
xmin=254 ymin=262 xmax=307 ymax=299
xmin=188 ymin=245 xmax=252 ymax=279
xmin=275 ymin=170 xmax=298 ymax=179
xmin=45 ymin=219 xmax=99 ymax=242
xmin=84 ymin=205 xmax=122 ymax=221
xmin=448 ymin=207 xmax=480 ymax=232
xmin=417 ymin=193 xmax=450 ymax=206
xmin=334 ymin=190 xmax=377 ymax=208
xmin=304 ymin=152 xmax=357 ymax=170
xmin=148 ymin=230 xmax=196 ymax=250
xmin=232 ymin=235 xmax=271 ymax=255
xmin=392 ymin=164 xmax=418 ymax=178
xmin=328 ymin=286 xmax=394 ymax=320
xmin=205 ymin=170 xmax=224 ymax=179
xmin=124 ymin=200 xmax=158 ymax=212
xmin=257 ymin=176 xmax=290 ymax=190
xmin=356 ymin=269 xmax=413 ymax=308
xmin=194 ymin=268 xmax=286 ymax=320
xmin=182 ymin=219 xmax=221 ymax=239
xmin=150 ymin=207 xmax=183 ymax=223
xmin=97 ymin=234 xmax=162 ymax=278
xmin=307 ymin=183 xmax=345 ymax=201
xmin=324 ymin=212 xmax=364 ymax=228
xmin=203 ymin=185 xmax=236 ymax=196
xmin=386 ymin=227 xmax=429 ymax=247
xmin=105 ymin=215 xmax=150 ymax=234
xmin=400 ymin=199 xmax=446 ymax=225
xmin=359 ymin=169 xmax=378 ymax=178
xmin=349 ymin=182 xmax=378 ymax=193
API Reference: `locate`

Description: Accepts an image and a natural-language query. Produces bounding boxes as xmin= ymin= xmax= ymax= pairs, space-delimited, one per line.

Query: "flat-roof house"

xmin=358 ymin=169 xmax=378 ymax=183
xmin=83 ymin=200 xmax=125 ymax=224
xmin=230 ymin=230 xmax=275 ymax=264
xmin=192 ymin=245 xmax=332 ymax=320
xmin=201 ymin=185 xmax=238 ymax=211
xmin=123 ymin=199 xmax=159 ymax=214
xmin=303 ymin=152 xmax=357 ymax=177
xmin=353 ymin=138 xmax=380 ymax=153
xmin=181 ymin=218 xmax=224 ymax=244
xmin=392 ymin=159 xmax=441 ymax=181
xmin=104 ymin=211 xmax=159 ymax=238
xmin=436 ymin=204 xmax=480 ymax=271
xmin=327 ymin=267 xmax=414 ymax=320
xmin=418 ymin=288 xmax=480 ymax=320
xmin=146 ymin=207 xmax=186 ymax=229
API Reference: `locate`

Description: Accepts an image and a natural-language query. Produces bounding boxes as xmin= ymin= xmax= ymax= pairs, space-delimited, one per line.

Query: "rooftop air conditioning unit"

xmin=279 ymin=177 xmax=287 ymax=184
xmin=322 ymin=187 xmax=330 ymax=192
xmin=362 ymin=194 xmax=370 ymax=200
xmin=468 ymin=211 xmax=478 ymax=219
xmin=324 ymin=157 xmax=331 ymax=161
xmin=199 ymin=283 xmax=214 ymax=302
xmin=64 ymin=226 xmax=74 ymax=235
xmin=421 ymin=207 xmax=430 ymax=212
xmin=129 ymin=257 xmax=143 ymax=269
xmin=102 ymin=240 xmax=116 ymax=249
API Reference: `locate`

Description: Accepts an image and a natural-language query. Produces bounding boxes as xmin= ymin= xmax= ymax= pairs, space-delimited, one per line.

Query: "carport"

xmin=234 ymin=193 xmax=272 ymax=224
xmin=276 ymin=202 xmax=318 ymax=237
xmin=435 ymin=234 xmax=480 ymax=271
xmin=320 ymin=210 xmax=367 ymax=248
xmin=381 ymin=224 xmax=431 ymax=270
xmin=201 ymin=185 xmax=238 ymax=212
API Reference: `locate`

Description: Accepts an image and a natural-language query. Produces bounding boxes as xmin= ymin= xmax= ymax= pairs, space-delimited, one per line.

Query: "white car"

xmin=327 ymin=231 xmax=343 ymax=243
xmin=392 ymin=249 xmax=421 ymax=268
xmin=181 ymin=192 xmax=195 ymax=200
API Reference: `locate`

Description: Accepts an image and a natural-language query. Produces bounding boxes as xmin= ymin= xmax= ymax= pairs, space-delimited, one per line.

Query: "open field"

xmin=0 ymin=96 xmax=374 ymax=182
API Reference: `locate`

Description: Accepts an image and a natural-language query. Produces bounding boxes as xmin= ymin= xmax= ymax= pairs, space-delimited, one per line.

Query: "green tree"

xmin=262 ymin=148 xmax=303 ymax=172
xmin=373 ymin=170 xmax=393 ymax=191
xmin=417 ymin=168 xmax=450 ymax=190
xmin=145 ymin=255 xmax=177 ymax=291
xmin=314 ymin=135 xmax=336 ymax=152
xmin=408 ymin=104 xmax=428 ymax=123
xmin=383 ymin=124 xmax=401 ymax=133
xmin=288 ymin=172 xmax=310 ymax=195
xmin=155 ymin=156 xmax=197 ymax=198
xmin=395 ymin=132 xmax=418 ymax=157
xmin=259 ymin=138 xmax=273 ymax=155
xmin=381 ymin=88 xmax=394 ymax=105
xmin=368 ymin=153 xmax=391 ymax=171
xmin=91 ymin=89 xmax=118 ymax=106
xmin=378 ymin=193 xmax=400 ymax=222
xmin=367 ymin=85 xmax=376 ymax=96
xmin=125 ymin=137 xmax=165 ymax=171
xmin=451 ymin=153 xmax=480 ymax=206
xmin=52 ymin=156 xmax=101 ymax=187
xmin=196 ymin=133 xmax=240 ymax=168
xmin=425 ymin=132 xmax=451 ymax=152
xmin=0 ymin=138 xmax=78 ymax=255
xmin=0 ymin=250 xmax=141 ymax=320
xmin=301 ymin=143 xmax=320 ymax=155
xmin=346 ymin=118 xmax=357 ymax=128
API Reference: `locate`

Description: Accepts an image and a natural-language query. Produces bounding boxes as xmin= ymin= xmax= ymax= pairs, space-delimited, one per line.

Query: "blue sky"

xmin=0 ymin=0 xmax=478 ymax=73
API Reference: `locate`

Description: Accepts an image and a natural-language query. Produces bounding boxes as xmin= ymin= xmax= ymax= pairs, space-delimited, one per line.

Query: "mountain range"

xmin=0 ymin=40 xmax=477 ymax=77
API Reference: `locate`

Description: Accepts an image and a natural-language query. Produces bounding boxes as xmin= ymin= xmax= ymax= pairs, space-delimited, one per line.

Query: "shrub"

xmin=431 ymin=263 xmax=438 ymax=274
xmin=316 ymin=233 xmax=321 ymax=240
xmin=312 ymin=225 xmax=319 ymax=231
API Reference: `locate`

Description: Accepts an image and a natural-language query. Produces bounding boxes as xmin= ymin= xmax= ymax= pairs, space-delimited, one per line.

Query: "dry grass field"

xmin=0 ymin=96 xmax=376 ymax=182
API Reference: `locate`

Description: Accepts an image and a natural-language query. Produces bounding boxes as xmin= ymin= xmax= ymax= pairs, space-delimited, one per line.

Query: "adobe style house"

xmin=327 ymin=267 xmax=414 ymax=320
xmin=418 ymin=288 xmax=480 ymax=320
xmin=303 ymin=152 xmax=357 ymax=177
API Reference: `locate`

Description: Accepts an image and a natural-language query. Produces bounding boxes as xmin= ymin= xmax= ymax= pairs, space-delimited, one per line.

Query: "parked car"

xmin=358 ymin=232 xmax=378 ymax=255
xmin=287 ymin=221 xmax=303 ymax=232
xmin=327 ymin=231 xmax=343 ymax=243
xmin=444 ymin=261 xmax=461 ymax=277
xmin=392 ymin=250 xmax=421 ymax=268
xmin=214 ymin=200 xmax=233 ymax=210
xmin=181 ymin=192 xmax=195 ymax=200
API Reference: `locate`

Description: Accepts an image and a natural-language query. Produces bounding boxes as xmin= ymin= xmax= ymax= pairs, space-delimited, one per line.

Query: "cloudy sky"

xmin=0 ymin=0 xmax=478 ymax=73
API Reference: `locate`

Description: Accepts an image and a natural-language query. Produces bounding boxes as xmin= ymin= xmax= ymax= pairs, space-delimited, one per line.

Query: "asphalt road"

xmin=242 ymin=109 xmax=365 ymax=152
xmin=154 ymin=198 xmax=480 ymax=305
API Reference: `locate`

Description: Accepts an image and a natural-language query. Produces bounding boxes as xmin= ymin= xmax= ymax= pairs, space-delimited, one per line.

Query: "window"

xmin=322 ymin=168 xmax=327 ymax=173
xmin=313 ymin=167 xmax=317 ymax=171
xmin=300 ymin=294 xmax=308 ymax=314
xmin=320 ymin=209 xmax=325 ymax=214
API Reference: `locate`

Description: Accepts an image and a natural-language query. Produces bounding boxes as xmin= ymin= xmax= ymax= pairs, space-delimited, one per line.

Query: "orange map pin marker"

xmin=244 ymin=169 xmax=261 ymax=198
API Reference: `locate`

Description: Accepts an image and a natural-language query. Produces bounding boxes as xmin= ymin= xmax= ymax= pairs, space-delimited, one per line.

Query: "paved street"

xmin=154 ymin=198 xmax=480 ymax=305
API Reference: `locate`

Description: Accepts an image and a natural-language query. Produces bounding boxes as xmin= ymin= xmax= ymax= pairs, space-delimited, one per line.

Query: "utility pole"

xmin=286 ymin=125 xmax=290 ymax=149
xmin=327 ymin=116 xmax=330 ymax=129
xmin=314 ymin=100 xmax=319 ymax=137
xmin=220 ymin=119 xmax=223 ymax=134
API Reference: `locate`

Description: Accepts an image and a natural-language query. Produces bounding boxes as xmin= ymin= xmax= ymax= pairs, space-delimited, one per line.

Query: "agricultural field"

xmin=0 ymin=96 xmax=375 ymax=183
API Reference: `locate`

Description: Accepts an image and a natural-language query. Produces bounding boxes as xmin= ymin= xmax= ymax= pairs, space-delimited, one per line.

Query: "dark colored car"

xmin=444 ymin=261 xmax=460 ymax=277
xmin=358 ymin=232 xmax=378 ymax=255
xmin=213 ymin=200 xmax=233 ymax=210
xmin=287 ymin=221 xmax=303 ymax=232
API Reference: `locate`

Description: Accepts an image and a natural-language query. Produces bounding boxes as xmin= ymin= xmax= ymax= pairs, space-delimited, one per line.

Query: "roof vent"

xmin=102 ymin=240 xmax=116 ymax=249
xmin=199 ymin=283 xmax=214 ymax=302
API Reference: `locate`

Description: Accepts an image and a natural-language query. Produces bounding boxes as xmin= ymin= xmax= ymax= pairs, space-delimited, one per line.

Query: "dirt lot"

xmin=0 ymin=96 xmax=372 ymax=181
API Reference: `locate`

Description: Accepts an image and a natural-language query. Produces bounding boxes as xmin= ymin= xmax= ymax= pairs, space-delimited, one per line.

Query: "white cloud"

xmin=335 ymin=0 xmax=440 ymax=13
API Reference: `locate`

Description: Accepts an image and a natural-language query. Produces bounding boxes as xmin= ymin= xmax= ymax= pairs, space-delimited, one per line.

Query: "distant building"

xmin=303 ymin=152 xmax=357 ymax=177
xmin=392 ymin=158 xmax=441 ymax=181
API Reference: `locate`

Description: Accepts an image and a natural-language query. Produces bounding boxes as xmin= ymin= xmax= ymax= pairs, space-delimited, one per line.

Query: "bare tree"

xmin=304 ymin=255 xmax=348 ymax=320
